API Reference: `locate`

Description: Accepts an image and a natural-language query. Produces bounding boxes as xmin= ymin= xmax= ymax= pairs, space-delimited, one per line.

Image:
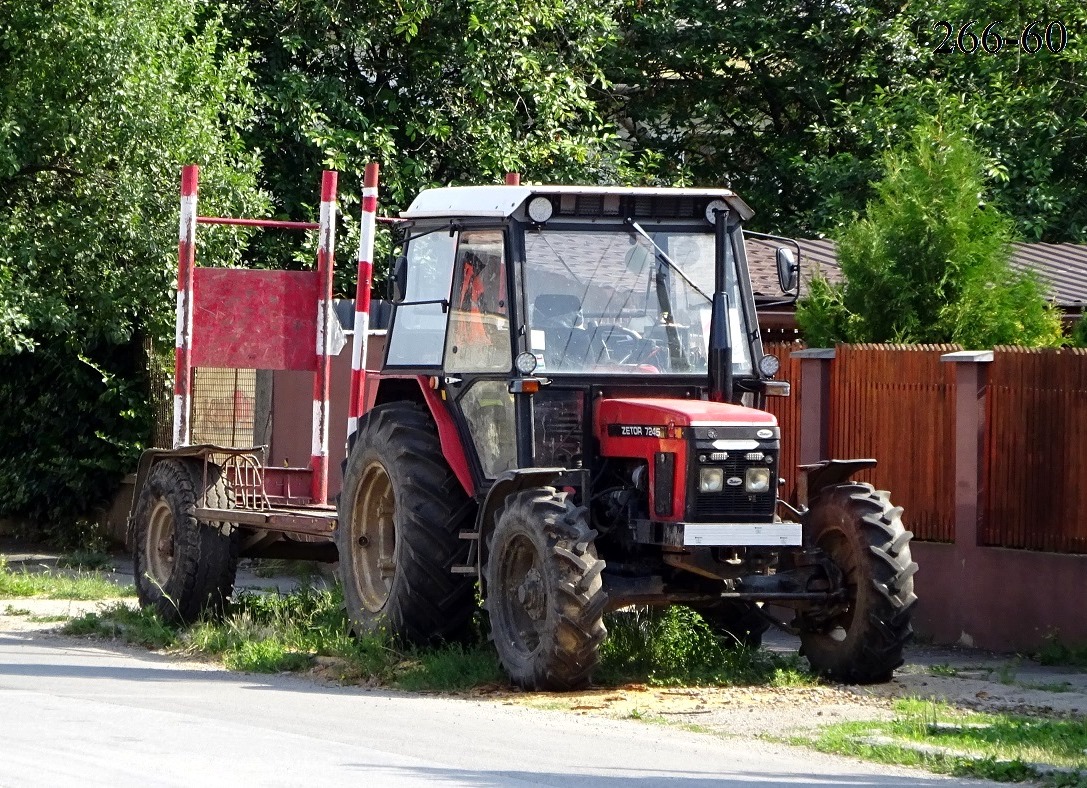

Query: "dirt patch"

xmin=473 ymin=639 xmax=1087 ymax=739
xmin=491 ymin=682 xmax=897 ymax=738
xmin=0 ymin=598 xmax=135 ymax=633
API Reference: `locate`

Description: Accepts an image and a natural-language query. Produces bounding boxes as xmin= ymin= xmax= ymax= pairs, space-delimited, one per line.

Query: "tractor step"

xmin=450 ymin=565 xmax=477 ymax=575
xmin=458 ymin=530 xmax=480 ymax=541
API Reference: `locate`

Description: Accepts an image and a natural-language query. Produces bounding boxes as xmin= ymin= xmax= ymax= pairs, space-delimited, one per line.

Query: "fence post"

xmin=940 ymin=351 xmax=993 ymax=553
xmin=790 ymin=348 xmax=836 ymax=463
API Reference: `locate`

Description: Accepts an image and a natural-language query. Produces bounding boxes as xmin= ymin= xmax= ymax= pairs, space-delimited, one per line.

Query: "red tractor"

xmin=130 ymin=167 xmax=917 ymax=690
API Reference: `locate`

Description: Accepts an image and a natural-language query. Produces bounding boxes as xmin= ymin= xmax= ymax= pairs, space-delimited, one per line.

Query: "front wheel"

xmin=486 ymin=488 xmax=607 ymax=690
xmin=799 ymin=483 xmax=917 ymax=683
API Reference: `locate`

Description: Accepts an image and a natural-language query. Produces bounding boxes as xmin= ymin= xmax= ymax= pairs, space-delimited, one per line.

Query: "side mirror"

xmin=775 ymin=247 xmax=798 ymax=293
xmin=391 ymin=254 xmax=408 ymax=303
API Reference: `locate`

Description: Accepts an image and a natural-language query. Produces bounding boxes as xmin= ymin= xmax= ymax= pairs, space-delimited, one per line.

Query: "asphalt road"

xmin=0 ymin=631 xmax=998 ymax=788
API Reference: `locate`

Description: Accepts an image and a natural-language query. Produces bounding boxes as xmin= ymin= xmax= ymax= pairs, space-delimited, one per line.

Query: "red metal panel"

xmin=417 ymin=376 xmax=475 ymax=495
xmin=192 ymin=268 xmax=318 ymax=371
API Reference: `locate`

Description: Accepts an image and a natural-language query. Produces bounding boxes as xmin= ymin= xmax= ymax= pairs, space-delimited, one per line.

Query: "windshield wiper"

xmin=625 ymin=219 xmax=710 ymax=302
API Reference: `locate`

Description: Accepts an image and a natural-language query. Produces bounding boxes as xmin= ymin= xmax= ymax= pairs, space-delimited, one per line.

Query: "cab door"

xmin=443 ymin=229 xmax=518 ymax=480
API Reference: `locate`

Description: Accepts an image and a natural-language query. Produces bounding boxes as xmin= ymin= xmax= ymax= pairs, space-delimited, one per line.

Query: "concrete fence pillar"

xmin=938 ymin=350 xmax=992 ymax=645
xmin=790 ymin=348 xmax=836 ymax=463
xmin=940 ymin=351 xmax=993 ymax=552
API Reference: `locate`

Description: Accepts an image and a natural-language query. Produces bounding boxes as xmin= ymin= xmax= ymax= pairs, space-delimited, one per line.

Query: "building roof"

xmin=1009 ymin=242 xmax=1087 ymax=309
xmin=745 ymin=237 xmax=1087 ymax=310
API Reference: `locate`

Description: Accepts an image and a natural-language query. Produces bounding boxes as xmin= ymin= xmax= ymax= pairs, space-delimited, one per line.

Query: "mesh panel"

xmin=192 ymin=368 xmax=257 ymax=447
xmin=145 ymin=337 xmax=174 ymax=449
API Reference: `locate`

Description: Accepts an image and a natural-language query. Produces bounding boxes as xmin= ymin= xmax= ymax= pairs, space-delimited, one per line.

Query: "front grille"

xmin=688 ymin=457 xmax=777 ymax=522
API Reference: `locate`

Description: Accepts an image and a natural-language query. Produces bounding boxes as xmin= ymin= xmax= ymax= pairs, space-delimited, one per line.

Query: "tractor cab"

xmin=381 ymin=186 xmax=789 ymax=486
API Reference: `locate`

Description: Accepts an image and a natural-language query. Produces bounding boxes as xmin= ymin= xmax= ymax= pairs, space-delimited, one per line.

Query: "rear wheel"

xmin=799 ymin=483 xmax=917 ymax=683
xmin=337 ymin=403 xmax=475 ymax=645
xmin=132 ymin=459 xmax=238 ymax=625
xmin=486 ymin=488 xmax=607 ymax=690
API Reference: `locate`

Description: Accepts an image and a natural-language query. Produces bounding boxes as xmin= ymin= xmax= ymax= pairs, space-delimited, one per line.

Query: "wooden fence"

xmin=780 ymin=344 xmax=1087 ymax=554
xmin=984 ymin=347 xmax=1087 ymax=553
xmin=826 ymin=345 xmax=959 ymax=543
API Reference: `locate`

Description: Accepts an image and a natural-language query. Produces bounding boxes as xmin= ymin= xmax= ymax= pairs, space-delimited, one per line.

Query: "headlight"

xmin=758 ymin=353 xmax=780 ymax=377
xmin=745 ymin=467 xmax=771 ymax=493
xmin=699 ymin=467 xmax=724 ymax=493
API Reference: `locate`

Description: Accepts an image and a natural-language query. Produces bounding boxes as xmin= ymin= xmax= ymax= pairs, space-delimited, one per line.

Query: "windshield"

xmin=522 ymin=227 xmax=752 ymax=375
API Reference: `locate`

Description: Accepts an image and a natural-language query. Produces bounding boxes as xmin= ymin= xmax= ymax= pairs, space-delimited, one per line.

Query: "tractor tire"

xmin=799 ymin=483 xmax=917 ymax=684
xmin=486 ymin=488 xmax=607 ymax=691
xmin=693 ymin=600 xmax=770 ymax=650
xmin=132 ymin=459 xmax=238 ymax=625
xmin=336 ymin=403 xmax=475 ymax=645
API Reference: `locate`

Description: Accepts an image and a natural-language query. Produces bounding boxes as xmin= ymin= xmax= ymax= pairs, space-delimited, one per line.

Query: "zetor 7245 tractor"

xmin=130 ymin=168 xmax=917 ymax=691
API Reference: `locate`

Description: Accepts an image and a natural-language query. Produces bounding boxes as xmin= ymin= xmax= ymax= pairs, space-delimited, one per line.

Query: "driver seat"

xmin=533 ymin=294 xmax=593 ymax=367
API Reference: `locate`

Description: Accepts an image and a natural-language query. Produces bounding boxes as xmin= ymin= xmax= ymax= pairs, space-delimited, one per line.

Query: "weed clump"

xmin=600 ymin=606 xmax=812 ymax=687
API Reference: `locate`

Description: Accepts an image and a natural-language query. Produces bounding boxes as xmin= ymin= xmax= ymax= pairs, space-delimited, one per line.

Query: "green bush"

xmin=797 ymin=115 xmax=1064 ymax=348
xmin=0 ymin=0 xmax=264 ymax=530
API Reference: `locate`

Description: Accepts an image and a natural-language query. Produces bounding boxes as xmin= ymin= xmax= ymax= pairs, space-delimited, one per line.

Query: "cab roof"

xmin=401 ymin=185 xmax=754 ymax=222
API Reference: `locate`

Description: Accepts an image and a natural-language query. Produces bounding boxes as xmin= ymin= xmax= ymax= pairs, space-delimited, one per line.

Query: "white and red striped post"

xmin=347 ymin=162 xmax=380 ymax=448
xmin=310 ymin=170 xmax=339 ymax=506
xmin=174 ymin=165 xmax=199 ymax=449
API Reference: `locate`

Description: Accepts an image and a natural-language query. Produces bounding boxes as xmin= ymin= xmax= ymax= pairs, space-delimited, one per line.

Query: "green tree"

xmin=1071 ymin=314 xmax=1087 ymax=348
xmin=796 ymin=117 xmax=1063 ymax=348
xmin=215 ymin=0 xmax=645 ymax=293
xmin=603 ymin=0 xmax=1087 ymax=242
xmin=0 ymin=0 xmax=264 ymax=525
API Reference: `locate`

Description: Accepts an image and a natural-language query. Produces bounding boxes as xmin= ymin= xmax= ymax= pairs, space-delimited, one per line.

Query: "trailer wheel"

xmin=132 ymin=459 xmax=238 ymax=625
xmin=486 ymin=488 xmax=607 ymax=690
xmin=337 ymin=403 xmax=474 ymax=645
xmin=799 ymin=483 xmax=917 ymax=683
xmin=694 ymin=601 xmax=769 ymax=650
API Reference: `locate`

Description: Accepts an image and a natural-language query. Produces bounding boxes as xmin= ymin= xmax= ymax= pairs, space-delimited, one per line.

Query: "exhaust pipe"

xmin=708 ymin=206 xmax=733 ymax=403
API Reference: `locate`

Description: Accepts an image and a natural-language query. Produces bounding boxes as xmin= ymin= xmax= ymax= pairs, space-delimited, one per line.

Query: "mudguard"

xmin=474 ymin=467 xmax=568 ymax=578
xmin=126 ymin=444 xmax=255 ymax=545
xmin=795 ymin=458 xmax=877 ymax=508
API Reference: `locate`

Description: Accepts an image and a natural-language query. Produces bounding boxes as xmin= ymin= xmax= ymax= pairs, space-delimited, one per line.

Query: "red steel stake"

xmin=348 ymin=162 xmax=380 ymax=447
xmin=310 ymin=171 xmax=339 ymax=506
xmin=174 ymin=165 xmax=199 ymax=448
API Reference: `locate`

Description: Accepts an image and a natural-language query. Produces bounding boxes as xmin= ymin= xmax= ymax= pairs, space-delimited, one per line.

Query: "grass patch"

xmin=63 ymin=587 xmax=503 ymax=689
xmin=64 ymin=603 xmax=177 ymax=649
xmin=0 ymin=557 xmax=134 ymax=600
xmin=58 ymin=550 xmax=117 ymax=572
xmin=28 ymin=614 xmax=71 ymax=623
xmin=1039 ymin=637 xmax=1087 ymax=670
xmin=598 ymin=606 xmax=813 ymax=687
xmin=3 ymin=604 xmax=31 ymax=616
xmin=808 ymin=698 xmax=1087 ymax=785
xmin=929 ymin=663 xmax=959 ymax=678
xmin=60 ymin=588 xmax=811 ymax=693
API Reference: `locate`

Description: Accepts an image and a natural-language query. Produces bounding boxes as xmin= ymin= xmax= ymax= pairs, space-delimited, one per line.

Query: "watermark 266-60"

xmin=931 ymin=20 xmax=1068 ymax=54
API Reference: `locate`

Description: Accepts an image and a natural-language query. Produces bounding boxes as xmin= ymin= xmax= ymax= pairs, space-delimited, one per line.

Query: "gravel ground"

xmin=503 ymin=631 xmax=1087 ymax=739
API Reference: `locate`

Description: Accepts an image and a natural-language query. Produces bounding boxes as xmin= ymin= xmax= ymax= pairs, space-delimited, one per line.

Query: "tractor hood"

xmin=594 ymin=398 xmax=777 ymax=438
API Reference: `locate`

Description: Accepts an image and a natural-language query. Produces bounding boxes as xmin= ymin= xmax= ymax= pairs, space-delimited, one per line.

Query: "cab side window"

xmin=445 ymin=230 xmax=510 ymax=373
xmin=386 ymin=231 xmax=456 ymax=366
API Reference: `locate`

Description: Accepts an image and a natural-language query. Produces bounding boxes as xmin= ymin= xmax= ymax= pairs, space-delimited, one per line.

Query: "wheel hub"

xmin=516 ymin=568 xmax=546 ymax=620
xmin=351 ymin=461 xmax=396 ymax=612
xmin=146 ymin=499 xmax=175 ymax=584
